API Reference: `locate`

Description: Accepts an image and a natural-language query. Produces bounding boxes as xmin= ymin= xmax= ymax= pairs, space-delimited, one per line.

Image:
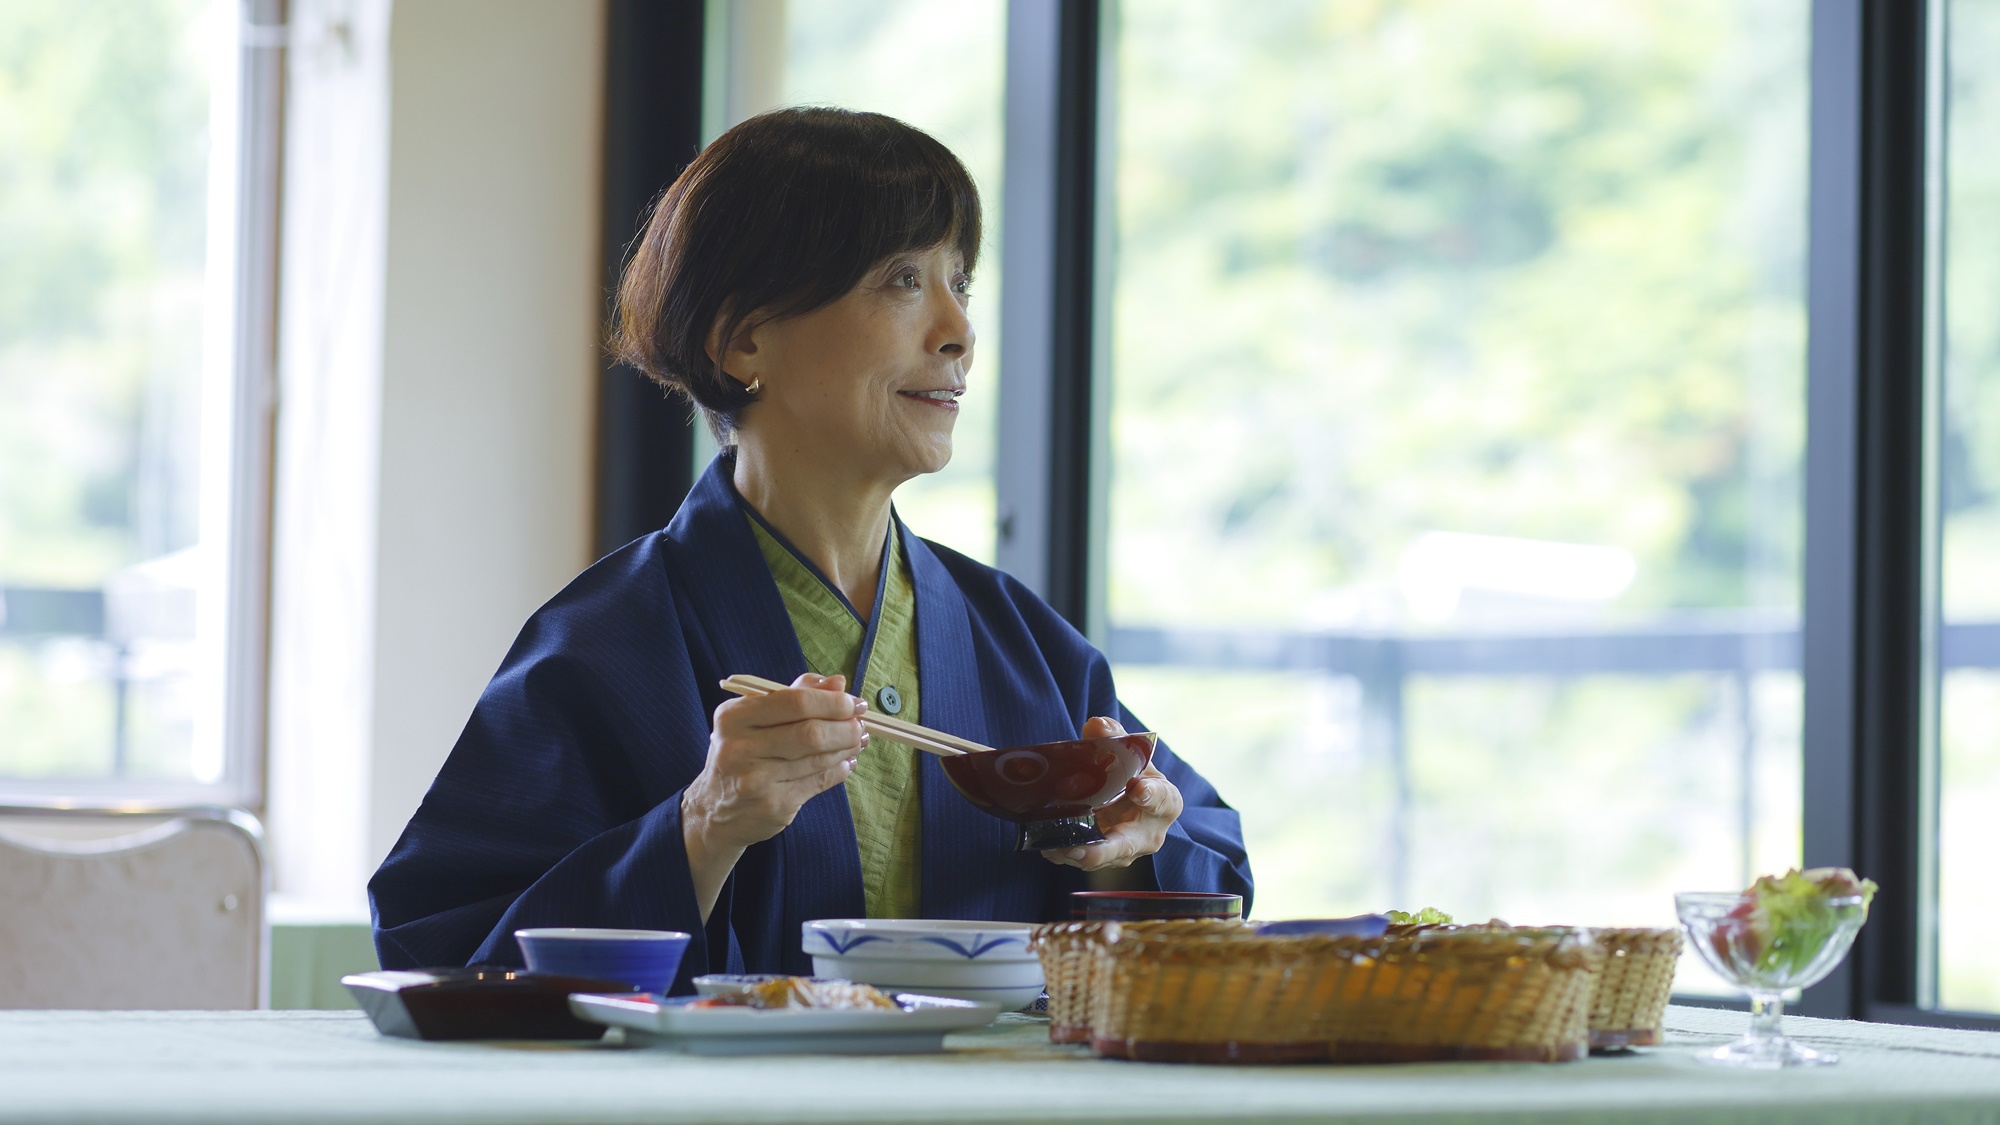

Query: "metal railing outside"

xmin=1107 ymin=615 xmax=2000 ymax=906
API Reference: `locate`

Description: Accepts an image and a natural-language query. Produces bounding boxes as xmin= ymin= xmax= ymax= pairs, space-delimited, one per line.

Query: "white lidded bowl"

xmin=801 ymin=919 xmax=1043 ymax=1011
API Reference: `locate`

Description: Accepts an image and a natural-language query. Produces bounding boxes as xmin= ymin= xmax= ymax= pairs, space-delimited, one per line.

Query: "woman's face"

xmin=727 ymin=243 xmax=975 ymax=486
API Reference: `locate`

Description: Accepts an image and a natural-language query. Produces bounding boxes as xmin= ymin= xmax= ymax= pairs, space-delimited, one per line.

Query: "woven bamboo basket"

xmin=1028 ymin=922 xmax=1110 ymax=1044
xmin=1583 ymin=927 xmax=1682 ymax=1049
xmin=1088 ymin=925 xmax=1602 ymax=1064
xmin=1028 ymin=919 xmax=1249 ymax=1044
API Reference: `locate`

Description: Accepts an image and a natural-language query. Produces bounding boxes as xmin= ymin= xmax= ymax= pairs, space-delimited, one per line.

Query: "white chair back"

xmin=0 ymin=808 xmax=266 ymax=1009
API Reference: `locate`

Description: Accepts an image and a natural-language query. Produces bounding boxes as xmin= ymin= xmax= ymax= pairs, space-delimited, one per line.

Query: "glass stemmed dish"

xmin=1674 ymin=891 xmax=1868 ymax=1068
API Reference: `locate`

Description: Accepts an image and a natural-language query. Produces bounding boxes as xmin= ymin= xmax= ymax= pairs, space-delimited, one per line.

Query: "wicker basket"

xmin=1088 ymin=924 xmax=1601 ymax=1064
xmin=1028 ymin=922 xmax=1108 ymax=1044
xmin=1028 ymin=919 xmax=1249 ymax=1044
xmin=1583 ymin=927 xmax=1682 ymax=1050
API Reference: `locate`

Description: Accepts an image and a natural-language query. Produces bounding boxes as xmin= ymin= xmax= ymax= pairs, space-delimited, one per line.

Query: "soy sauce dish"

xmin=939 ymin=732 xmax=1157 ymax=851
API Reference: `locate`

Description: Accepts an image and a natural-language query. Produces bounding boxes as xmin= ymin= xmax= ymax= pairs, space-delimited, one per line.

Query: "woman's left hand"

xmin=1040 ymin=715 xmax=1183 ymax=872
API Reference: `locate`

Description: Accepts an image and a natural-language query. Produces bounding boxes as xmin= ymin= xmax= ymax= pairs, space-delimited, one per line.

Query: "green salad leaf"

xmin=1737 ymin=867 xmax=1877 ymax=978
xmin=1385 ymin=907 xmax=1454 ymax=925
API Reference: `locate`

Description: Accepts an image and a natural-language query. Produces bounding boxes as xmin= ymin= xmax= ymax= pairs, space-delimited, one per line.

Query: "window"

xmin=702 ymin=0 xmax=1007 ymax=562
xmin=1099 ymin=0 xmax=1809 ymax=991
xmin=0 ymin=0 xmax=274 ymax=802
xmin=614 ymin=0 xmax=1992 ymax=1023
xmin=1935 ymin=0 xmax=2000 ymax=1015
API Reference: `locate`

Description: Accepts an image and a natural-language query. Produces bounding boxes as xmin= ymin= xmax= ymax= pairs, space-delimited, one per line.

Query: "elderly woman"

xmin=369 ymin=108 xmax=1252 ymax=991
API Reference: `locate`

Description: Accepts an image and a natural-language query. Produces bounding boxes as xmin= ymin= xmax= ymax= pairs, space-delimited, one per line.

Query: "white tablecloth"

xmin=6 ymin=1004 xmax=2000 ymax=1124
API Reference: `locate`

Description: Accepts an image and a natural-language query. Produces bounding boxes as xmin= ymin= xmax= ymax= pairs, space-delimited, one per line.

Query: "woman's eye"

xmin=953 ymin=277 xmax=973 ymax=295
xmin=896 ymin=269 xmax=920 ymax=289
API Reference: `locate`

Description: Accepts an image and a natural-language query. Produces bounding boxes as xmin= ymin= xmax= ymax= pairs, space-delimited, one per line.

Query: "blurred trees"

xmin=1105 ymin=0 xmax=1810 ymax=953
xmin=0 ymin=0 xmax=213 ymax=778
xmin=0 ymin=0 xmax=211 ymax=586
xmin=1938 ymin=0 xmax=2000 ymax=1014
xmin=1107 ymin=0 xmax=1806 ymax=629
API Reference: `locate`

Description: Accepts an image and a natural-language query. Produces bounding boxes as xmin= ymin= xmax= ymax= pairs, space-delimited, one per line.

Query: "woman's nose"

xmin=931 ymin=288 xmax=974 ymax=357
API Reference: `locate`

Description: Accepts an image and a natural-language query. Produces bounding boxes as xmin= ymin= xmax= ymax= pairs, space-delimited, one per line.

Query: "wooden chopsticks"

xmin=718 ymin=673 xmax=995 ymax=758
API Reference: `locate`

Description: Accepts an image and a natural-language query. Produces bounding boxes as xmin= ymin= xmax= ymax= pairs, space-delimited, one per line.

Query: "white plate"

xmin=568 ymin=991 xmax=1003 ymax=1055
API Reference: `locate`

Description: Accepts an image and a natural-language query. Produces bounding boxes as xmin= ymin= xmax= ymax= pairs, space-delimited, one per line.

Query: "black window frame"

xmin=594 ymin=0 xmax=704 ymax=560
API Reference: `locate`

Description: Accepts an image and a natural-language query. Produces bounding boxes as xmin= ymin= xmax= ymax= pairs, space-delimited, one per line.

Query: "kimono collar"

xmin=665 ymin=453 xmax=990 ymax=749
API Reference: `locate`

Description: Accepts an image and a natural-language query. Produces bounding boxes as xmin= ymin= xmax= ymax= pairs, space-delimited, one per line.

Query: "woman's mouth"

xmin=898 ymin=388 xmax=963 ymax=409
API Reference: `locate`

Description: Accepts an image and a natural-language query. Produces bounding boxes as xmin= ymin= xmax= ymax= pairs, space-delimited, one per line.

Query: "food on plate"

xmin=1385 ymin=907 xmax=1454 ymax=925
xmin=1719 ymin=867 xmax=1877 ymax=977
xmin=685 ymin=976 xmax=898 ymax=1011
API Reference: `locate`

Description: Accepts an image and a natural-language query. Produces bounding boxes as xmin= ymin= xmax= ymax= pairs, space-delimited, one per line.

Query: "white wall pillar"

xmin=267 ymin=0 xmax=606 ymax=913
xmin=369 ymin=0 xmax=605 ymax=872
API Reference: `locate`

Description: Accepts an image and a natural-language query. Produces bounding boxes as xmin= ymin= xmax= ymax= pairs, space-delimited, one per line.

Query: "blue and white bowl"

xmin=515 ymin=928 xmax=690 ymax=995
xmin=802 ymin=920 xmax=1042 ymax=1011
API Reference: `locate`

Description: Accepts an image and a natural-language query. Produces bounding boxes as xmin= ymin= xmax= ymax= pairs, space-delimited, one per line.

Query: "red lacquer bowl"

xmin=940 ymin=732 xmax=1157 ymax=851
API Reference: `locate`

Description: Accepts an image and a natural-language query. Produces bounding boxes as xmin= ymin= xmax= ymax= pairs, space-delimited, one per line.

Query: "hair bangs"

xmin=759 ymin=113 xmax=983 ymax=323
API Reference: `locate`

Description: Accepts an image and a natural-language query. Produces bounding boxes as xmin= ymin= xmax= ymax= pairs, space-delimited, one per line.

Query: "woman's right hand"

xmin=681 ymin=673 xmax=867 ymax=919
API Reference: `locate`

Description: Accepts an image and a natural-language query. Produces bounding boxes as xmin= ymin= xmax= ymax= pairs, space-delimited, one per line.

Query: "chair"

xmin=0 ymin=806 xmax=267 ymax=1009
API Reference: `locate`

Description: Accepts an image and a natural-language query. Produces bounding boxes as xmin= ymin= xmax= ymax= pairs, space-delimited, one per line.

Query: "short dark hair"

xmin=611 ymin=107 xmax=983 ymax=441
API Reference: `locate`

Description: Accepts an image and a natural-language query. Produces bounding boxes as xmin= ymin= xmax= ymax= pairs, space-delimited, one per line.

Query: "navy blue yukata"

xmin=368 ymin=454 xmax=1253 ymax=994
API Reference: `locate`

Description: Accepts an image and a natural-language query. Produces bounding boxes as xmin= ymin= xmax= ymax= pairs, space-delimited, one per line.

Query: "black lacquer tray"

xmin=343 ymin=967 xmax=643 ymax=1041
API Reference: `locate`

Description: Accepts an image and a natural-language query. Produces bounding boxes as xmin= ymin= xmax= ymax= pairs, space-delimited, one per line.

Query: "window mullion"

xmin=998 ymin=0 xmax=1102 ymax=633
xmin=1799 ymin=0 xmax=1933 ymax=1022
xmin=594 ymin=0 xmax=705 ymax=558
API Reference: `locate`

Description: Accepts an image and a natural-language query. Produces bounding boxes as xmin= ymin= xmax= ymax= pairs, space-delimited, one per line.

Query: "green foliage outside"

xmin=0 ymin=0 xmax=213 ymax=778
xmin=1106 ymin=0 xmax=1806 ymax=629
xmin=0 ymin=0 xmax=210 ymax=583
xmin=1104 ymin=0 xmax=1810 ymax=997
xmin=1937 ymin=0 xmax=2000 ymax=1015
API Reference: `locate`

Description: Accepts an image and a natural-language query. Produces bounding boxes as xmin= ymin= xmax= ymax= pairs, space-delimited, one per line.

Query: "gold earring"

xmin=745 ymin=376 xmax=762 ymax=396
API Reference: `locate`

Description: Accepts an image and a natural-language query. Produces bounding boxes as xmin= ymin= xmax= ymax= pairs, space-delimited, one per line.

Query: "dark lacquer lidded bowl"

xmin=939 ymin=732 xmax=1157 ymax=851
xmin=1070 ymin=890 xmax=1245 ymax=922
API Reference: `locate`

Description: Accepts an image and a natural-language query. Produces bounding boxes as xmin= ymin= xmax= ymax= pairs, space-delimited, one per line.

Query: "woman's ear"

xmin=705 ymin=306 xmax=762 ymax=387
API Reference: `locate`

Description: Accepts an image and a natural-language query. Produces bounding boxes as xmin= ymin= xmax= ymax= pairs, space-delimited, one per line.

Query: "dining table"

xmin=6 ymin=1003 xmax=1999 ymax=1124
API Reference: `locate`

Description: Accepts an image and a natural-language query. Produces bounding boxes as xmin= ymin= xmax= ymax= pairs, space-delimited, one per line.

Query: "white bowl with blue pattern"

xmin=802 ymin=920 xmax=1042 ymax=1012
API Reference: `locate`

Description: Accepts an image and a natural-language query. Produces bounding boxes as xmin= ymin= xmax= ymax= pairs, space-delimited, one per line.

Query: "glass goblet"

xmin=1674 ymin=891 xmax=1867 ymax=1068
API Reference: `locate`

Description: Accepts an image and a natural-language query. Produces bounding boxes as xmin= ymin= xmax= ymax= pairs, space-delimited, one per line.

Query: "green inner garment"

xmin=746 ymin=514 xmax=923 ymax=919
